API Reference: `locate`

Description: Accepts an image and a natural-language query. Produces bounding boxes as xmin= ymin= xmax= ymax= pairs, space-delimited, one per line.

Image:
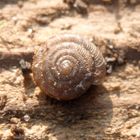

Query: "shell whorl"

xmin=32 ymin=34 xmax=106 ymax=100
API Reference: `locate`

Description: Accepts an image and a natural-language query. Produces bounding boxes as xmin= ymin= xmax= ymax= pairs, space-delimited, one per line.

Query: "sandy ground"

xmin=0 ymin=0 xmax=140 ymax=139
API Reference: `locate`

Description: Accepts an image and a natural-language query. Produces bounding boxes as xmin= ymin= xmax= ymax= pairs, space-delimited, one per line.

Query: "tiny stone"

xmin=23 ymin=114 xmax=30 ymax=122
xmin=54 ymin=82 xmax=57 ymax=86
xmin=107 ymin=65 xmax=112 ymax=74
xmin=35 ymin=63 xmax=39 ymax=68
xmin=19 ymin=59 xmax=31 ymax=69
xmin=105 ymin=57 xmax=116 ymax=63
xmin=27 ymin=28 xmax=33 ymax=34
xmin=108 ymin=44 xmax=114 ymax=49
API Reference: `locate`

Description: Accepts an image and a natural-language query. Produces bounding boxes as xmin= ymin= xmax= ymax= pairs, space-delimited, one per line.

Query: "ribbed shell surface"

xmin=32 ymin=34 xmax=106 ymax=100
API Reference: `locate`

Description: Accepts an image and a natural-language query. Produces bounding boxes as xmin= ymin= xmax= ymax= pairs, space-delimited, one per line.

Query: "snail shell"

xmin=32 ymin=34 xmax=106 ymax=100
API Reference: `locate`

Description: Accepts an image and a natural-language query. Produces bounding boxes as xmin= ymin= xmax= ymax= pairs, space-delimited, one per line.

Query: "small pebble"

xmin=106 ymin=65 xmax=113 ymax=74
xmin=23 ymin=114 xmax=30 ymax=122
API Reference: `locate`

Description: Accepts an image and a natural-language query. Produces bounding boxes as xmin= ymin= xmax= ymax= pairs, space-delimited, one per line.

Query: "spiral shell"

xmin=32 ymin=34 xmax=106 ymax=100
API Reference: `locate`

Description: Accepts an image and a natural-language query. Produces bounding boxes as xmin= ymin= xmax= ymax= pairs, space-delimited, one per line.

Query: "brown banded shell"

xmin=32 ymin=34 xmax=106 ymax=100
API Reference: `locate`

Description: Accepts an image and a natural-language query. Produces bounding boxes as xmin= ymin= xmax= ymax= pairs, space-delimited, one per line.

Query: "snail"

xmin=32 ymin=34 xmax=106 ymax=100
